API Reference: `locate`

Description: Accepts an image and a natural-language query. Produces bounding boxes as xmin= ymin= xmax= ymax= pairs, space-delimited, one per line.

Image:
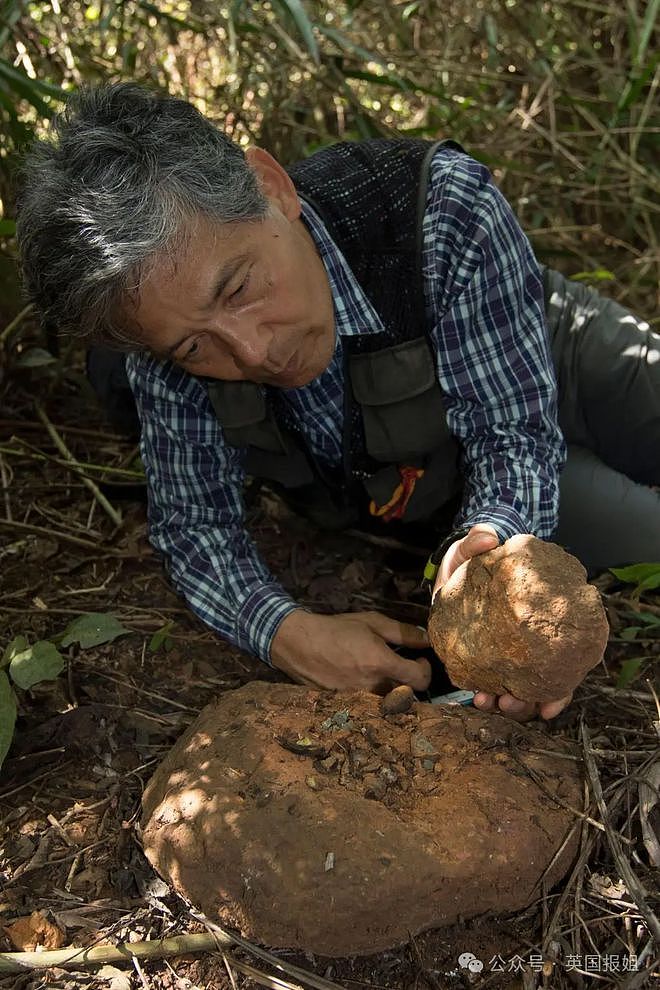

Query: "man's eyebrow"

xmin=201 ymin=254 xmax=249 ymax=309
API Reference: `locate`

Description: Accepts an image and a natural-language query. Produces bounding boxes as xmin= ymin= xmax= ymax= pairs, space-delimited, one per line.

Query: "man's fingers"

xmin=353 ymin=612 xmax=430 ymax=648
xmin=473 ymin=691 xmax=497 ymax=712
xmin=436 ymin=524 xmax=499 ymax=589
xmin=475 ymin=691 xmax=572 ymax=721
xmin=497 ymin=694 xmax=537 ymax=721
xmin=539 ymin=695 xmax=572 ymax=720
xmin=384 ymin=653 xmax=432 ymax=692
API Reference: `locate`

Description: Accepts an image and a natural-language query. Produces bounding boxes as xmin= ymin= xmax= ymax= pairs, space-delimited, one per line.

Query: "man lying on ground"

xmin=16 ymin=85 xmax=660 ymax=720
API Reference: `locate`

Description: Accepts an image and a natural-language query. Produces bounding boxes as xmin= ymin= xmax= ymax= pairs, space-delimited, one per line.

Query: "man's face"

xmin=126 ymin=149 xmax=336 ymax=389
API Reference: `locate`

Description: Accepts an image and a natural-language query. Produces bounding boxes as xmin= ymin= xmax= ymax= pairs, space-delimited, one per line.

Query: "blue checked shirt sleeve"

xmin=124 ymin=353 xmax=301 ymax=663
xmin=424 ymin=152 xmax=566 ymax=540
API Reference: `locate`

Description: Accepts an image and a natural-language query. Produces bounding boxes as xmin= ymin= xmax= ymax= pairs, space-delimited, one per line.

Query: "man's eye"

xmin=181 ymin=338 xmax=202 ymax=362
xmin=228 ymin=267 xmax=252 ymax=301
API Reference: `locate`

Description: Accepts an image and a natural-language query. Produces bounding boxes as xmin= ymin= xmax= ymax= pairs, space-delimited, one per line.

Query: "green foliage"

xmin=59 ymin=612 xmax=131 ymax=649
xmin=8 ymin=639 xmax=65 ymax=689
xmin=616 ymin=657 xmax=646 ymax=690
xmin=0 ymin=671 xmax=17 ymax=769
xmin=0 ymin=613 xmax=132 ymax=771
xmin=610 ymin=563 xmax=660 ymax=594
xmin=0 ymin=1 xmax=657 ymax=315
xmin=149 ymin=622 xmax=175 ymax=653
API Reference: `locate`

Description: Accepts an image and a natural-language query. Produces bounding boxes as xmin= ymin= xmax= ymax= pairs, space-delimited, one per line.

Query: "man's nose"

xmin=214 ymin=316 xmax=269 ymax=369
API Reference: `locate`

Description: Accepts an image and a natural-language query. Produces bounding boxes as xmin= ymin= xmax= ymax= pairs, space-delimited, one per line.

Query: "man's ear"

xmin=245 ymin=147 xmax=301 ymax=222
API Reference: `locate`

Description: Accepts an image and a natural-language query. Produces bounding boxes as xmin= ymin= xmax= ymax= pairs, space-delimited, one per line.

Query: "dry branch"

xmin=581 ymin=721 xmax=660 ymax=945
xmin=34 ymin=403 xmax=122 ymax=527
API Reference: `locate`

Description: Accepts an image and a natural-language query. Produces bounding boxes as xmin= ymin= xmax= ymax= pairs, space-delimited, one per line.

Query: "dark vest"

xmin=207 ymin=139 xmax=464 ymax=526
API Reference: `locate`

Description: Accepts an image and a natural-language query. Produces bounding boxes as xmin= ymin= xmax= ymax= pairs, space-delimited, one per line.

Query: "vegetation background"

xmin=0 ymin=0 xmax=658 ymax=333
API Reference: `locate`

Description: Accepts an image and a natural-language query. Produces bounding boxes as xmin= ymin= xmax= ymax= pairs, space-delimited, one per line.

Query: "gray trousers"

xmin=544 ymin=269 xmax=660 ymax=571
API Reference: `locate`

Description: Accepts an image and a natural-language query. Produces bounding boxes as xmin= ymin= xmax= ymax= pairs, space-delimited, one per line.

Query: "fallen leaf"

xmin=97 ymin=965 xmax=132 ymax=990
xmin=4 ymin=910 xmax=66 ymax=951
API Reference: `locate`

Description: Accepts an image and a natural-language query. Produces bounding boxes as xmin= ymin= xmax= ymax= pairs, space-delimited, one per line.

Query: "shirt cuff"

xmin=234 ymin=584 xmax=304 ymax=665
xmin=456 ymin=506 xmax=530 ymax=544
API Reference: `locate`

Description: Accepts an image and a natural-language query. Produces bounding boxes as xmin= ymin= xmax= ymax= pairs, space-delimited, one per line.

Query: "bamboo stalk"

xmin=0 ymin=932 xmax=229 ymax=974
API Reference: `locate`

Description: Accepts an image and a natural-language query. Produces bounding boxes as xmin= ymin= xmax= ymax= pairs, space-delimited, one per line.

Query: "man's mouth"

xmin=269 ymin=352 xmax=300 ymax=379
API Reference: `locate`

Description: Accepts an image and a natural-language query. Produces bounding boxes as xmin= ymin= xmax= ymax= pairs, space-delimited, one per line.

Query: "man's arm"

xmin=126 ymin=353 xmax=301 ymax=658
xmin=424 ymin=150 xmax=568 ymax=718
xmin=126 ymin=353 xmax=431 ymax=692
xmin=425 ymin=148 xmax=565 ymax=543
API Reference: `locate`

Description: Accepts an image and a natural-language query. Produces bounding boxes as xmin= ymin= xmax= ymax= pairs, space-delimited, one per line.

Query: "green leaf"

xmin=619 ymin=626 xmax=641 ymax=641
xmin=0 ymin=219 xmax=16 ymax=236
xmin=271 ymin=0 xmax=319 ymax=64
xmin=60 ymin=613 xmax=131 ymax=649
xmin=630 ymin=611 xmax=660 ymax=628
xmin=149 ymin=622 xmax=174 ymax=653
xmin=616 ymin=657 xmax=645 ymax=690
xmin=2 ymin=635 xmax=28 ymax=670
xmin=0 ymin=671 xmax=17 ymax=769
xmin=569 ymin=268 xmax=615 ymax=282
xmin=343 ymin=69 xmax=410 ymax=92
xmin=9 ymin=640 xmax=65 ymax=690
xmin=611 ymin=563 xmax=660 ymax=593
xmin=14 ymin=347 xmax=57 ymax=368
xmin=0 ymin=58 xmax=66 ymax=114
xmin=402 ymin=1 xmax=421 ymax=20
xmin=632 ymin=0 xmax=660 ymax=69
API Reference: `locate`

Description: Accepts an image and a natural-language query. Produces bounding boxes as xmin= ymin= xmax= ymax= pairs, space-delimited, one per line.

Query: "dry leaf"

xmin=588 ymin=873 xmax=628 ymax=901
xmin=97 ymin=965 xmax=132 ymax=990
xmin=4 ymin=909 xmax=66 ymax=950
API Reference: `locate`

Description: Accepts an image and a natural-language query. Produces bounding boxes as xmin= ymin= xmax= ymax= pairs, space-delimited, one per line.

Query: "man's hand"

xmin=271 ymin=609 xmax=432 ymax=694
xmin=432 ymin=523 xmax=500 ymax=592
xmin=432 ymin=523 xmax=570 ymax=722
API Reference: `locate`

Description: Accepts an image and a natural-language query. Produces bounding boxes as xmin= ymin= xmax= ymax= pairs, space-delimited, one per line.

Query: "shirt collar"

xmin=300 ymin=198 xmax=384 ymax=339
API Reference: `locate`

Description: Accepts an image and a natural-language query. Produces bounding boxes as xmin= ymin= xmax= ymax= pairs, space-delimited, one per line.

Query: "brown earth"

xmin=141 ymin=681 xmax=582 ymax=956
xmin=1 ymin=358 xmax=657 ymax=988
xmin=428 ymin=534 xmax=609 ymax=702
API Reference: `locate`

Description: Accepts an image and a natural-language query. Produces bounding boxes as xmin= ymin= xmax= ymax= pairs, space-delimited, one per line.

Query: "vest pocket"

xmin=207 ymin=381 xmax=288 ymax=454
xmin=349 ymin=339 xmax=452 ymax=461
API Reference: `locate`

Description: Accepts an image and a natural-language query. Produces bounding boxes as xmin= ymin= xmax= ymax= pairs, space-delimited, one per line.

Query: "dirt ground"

xmin=0 ymin=354 xmax=659 ymax=989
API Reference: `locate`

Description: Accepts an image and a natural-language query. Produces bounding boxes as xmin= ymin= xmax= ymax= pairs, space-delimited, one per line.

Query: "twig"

xmin=0 ymin=304 xmax=35 ymax=346
xmin=0 ymin=440 xmax=144 ymax=479
xmin=580 ymin=721 xmax=660 ymax=945
xmin=0 ymin=419 xmax=129 ymax=442
xmin=189 ymin=909 xmax=346 ymax=990
xmin=86 ymin=668 xmax=198 ymax=713
xmin=0 ymin=518 xmax=124 ymax=554
xmin=34 ymin=403 xmax=122 ymax=527
xmin=0 ymin=453 xmax=12 ymax=521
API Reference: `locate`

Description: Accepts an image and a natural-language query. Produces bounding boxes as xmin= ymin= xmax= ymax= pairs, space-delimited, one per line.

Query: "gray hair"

xmin=16 ymin=83 xmax=268 ymax=348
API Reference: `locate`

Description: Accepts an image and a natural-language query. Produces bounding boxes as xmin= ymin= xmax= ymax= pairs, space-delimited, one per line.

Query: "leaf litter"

xmin=0 ymin=369 xmax=658 ymax=988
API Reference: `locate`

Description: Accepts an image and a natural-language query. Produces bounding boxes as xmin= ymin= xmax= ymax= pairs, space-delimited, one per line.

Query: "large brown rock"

xmin=428 ymin=534 xmax=609 ymax=703
xmin=141 ymin=681 xmax=582 ymax=956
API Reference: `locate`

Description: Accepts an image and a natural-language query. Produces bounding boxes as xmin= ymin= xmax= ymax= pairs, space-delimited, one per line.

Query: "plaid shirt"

xmin=126 ymin=146 xmax=565 ymax=663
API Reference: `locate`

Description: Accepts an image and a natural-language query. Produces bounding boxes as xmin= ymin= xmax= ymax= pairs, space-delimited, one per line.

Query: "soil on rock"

xmin=141 ymin=681 xmax=582 ymax=956
xmin=428 ymin=534 xmax=609 ymax=702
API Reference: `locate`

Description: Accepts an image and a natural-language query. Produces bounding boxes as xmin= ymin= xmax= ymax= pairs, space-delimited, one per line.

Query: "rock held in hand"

xmin=427 ymin=534 xmax=609 ymax=703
